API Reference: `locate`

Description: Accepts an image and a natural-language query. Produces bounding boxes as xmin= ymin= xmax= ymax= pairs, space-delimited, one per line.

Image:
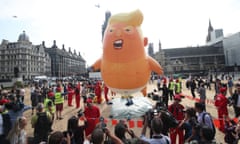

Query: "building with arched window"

xmin=0 ymin=31 xmax=51 ymax=80
xmin=0 ymin=31 xmax=86 ymax=80
xmin=152 ymin=20 xmax=227 ymax=76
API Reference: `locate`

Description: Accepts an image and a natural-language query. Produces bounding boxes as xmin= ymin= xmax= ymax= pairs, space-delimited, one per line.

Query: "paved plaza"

xmin=22 ymin=79 xmax=237 ymax=143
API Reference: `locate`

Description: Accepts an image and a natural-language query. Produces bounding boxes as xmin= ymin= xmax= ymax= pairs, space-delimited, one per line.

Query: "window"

xmin=22 ymin=67 xmax=26 ymax=72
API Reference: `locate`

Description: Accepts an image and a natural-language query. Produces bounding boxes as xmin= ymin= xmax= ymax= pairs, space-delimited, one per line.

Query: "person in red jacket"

xmin=162 ymin=76 xmax=167 ymax=85
xmin=94 ymin=81 xmax=102 ymax=104
xmin=0 ymin=90 xmax=10 ymax=105
xmin=103 ymin=83 xmax=112 ymax=105
xmin=168 ymin=94 xmax=185 ymax=144
xmin=67 ymin=83 xmax=75 ymax=106
xmin=215 ymin=87 xmax=229 ymax=132
xmin=75 ymin=82 xmax=81 ymax=108
xmin=84 ymin=98 xmax=100 ymax=136
xmin=47 ymin=88 xmax=55 ymax=102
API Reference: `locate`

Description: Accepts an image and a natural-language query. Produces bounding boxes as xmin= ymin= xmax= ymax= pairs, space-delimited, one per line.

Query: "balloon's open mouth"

xmin=113 ymin=39 xmax=123 ymax=49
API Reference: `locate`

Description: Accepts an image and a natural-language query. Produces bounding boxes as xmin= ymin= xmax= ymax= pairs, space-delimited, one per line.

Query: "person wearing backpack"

xmin=198 ymin=124 xmax=216 ymax=144
xmin=31 ymin=103 xmax=52 ymax=144
xmin=194 ymin=102 xmax=216 ymax=138
xmin=44 ymin=96 xmax=55 ymax=132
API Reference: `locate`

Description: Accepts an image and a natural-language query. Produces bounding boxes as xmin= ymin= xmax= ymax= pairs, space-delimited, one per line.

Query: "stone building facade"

xmin=0 ymin=31 xmax=86 ymax=80
xmin=44 ymin=40 xmax=86 ymax=77
xmin=154 ymin=41 xmax=225 ymax=76
xmin=0 ymin=31 xmax=51 ymax=80
xmin=153 ymin=21 xmax=226 ymax=76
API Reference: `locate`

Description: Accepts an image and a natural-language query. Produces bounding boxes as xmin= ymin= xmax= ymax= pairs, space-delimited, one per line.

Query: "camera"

xmin=145 ymin=106 xmax=179 ymax=129
xmin=63 ymin=130 xmax=73 ymax=138
xmin=77 ymin=109 xmax=84 ymax=117
xmin=145 ymin=108 xmax=159 ymax=127
xmin=155 ymin=101 xmax=167 ymax=111
xmin=99 ymin=117 xmax=107 ymax=132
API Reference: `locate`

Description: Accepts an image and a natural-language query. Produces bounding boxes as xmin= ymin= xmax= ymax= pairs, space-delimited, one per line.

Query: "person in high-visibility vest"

xmin=54 ymin=87 xmax=64 ymax=120
xmin=44 ymin=94 xmax=55 ymax=131
xmin=178 ymin=77 xmax=182 ymax=89
xmin=175 ymin=79 xmax=181 ymax=94
xmin=168 ymin=78 xmax=175 ymax=100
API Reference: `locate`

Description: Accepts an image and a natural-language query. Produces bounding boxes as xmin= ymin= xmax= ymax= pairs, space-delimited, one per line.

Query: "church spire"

xmin=158 ymin=40 xmax=162 ymax=51
xmin=208 ymin=19 xmax=213 ymax=32
xmin=206 ymin=19 xmax=214 ymax=43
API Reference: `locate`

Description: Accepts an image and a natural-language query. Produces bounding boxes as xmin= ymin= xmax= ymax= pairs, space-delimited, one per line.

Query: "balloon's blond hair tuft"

xmin=108 ymin=9 xmax=143 ymax=27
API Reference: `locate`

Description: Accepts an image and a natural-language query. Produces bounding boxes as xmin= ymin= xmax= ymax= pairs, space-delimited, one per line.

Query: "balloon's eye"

xmin=124 ymin=26 xmax=133 ymax=34
xmin=125 ymin=28 xmax=131 ymax=32
xmin=109 ymin=29 xmax=114 ymax=32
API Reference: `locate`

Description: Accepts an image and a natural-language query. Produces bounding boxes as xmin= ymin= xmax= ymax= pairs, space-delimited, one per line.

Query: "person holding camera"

xmin=67 ymin=111 xmax=87 ymax=144
xmin=140 ymin=115 xmax=171 ymax=144
xmin=168 ymin=94 xmax=185 ymax=144
xmin=112 ymin=120 xmax=143 ymax=144
xmin=178 ymin=107 xmax=200 ymax=143
xmin=84 ymin=98 xmax=100 ymax=137
xmin=84 ymin=127 xmax=123 ymax=144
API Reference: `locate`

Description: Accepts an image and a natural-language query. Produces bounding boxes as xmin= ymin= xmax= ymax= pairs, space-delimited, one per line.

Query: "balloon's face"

xmin=103 ymin=23 xmax=145 ymax=62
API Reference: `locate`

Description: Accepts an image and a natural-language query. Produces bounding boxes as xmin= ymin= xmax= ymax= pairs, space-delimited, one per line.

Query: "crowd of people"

xmin=0 ymin=74 xmax=240 ymax=144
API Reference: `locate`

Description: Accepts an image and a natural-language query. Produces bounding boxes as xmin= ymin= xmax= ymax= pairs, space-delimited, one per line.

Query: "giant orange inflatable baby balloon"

xmin=92 ymin=9 xmax=163 ymax=95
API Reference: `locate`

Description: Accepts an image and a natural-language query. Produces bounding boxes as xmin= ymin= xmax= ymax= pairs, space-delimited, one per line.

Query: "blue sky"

xmin=0 ymin=0 xmax=240 ymax=66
